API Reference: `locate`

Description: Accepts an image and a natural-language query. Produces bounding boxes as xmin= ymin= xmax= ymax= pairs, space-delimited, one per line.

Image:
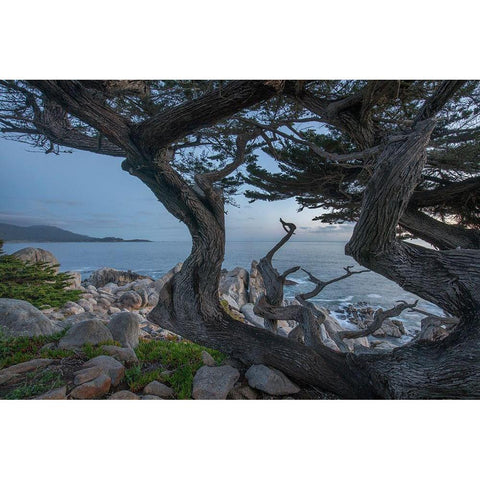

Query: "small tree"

xmin=0 ymin=240 xmax=81 ymax=309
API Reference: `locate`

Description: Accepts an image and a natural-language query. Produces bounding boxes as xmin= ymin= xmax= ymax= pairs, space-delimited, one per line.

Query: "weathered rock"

xmin=82 ymin=355 xmax=125 ymax=387
xmin=64 ymin=271 xmax=82 ymax=290
xmin=245 ymin=365 xmax=300 ymax=396
xmin=108 ymin=312 xmax=140 ymax=348
xmin=109 ymin=390 xmax=140 ymax=400
xmin=77 ymin=298 xmax=94 ymax=312
xmin=228 ymin=384 xmax=258 ymax=400
xmin=248 ymin=260 xmax=266 ymax=304
xmin=73 ymin=366 xmax=103 ymax=385
xmin=101 ymin=345 xmax=139 ymax=365
xmin=240 ymin=303 xmax=265 ymax=329
xmin=62 ymin=312 xmax=102 ymax=328
xmin=116 ymin=291 xmax=143 ymax=310
xmin=192 ymin=365 xmax=240 ymax=400
xmin=12 ymin=247 xmax=59 ymax=272
xmin=143 ymin=381 xmax=174 ymax=398
xmin=108 ymin=306 xmax=121 ymax=315
xmin=151 ymin=263 xmax=183 ymax=293
xmin=58 ymin=319 xmax=113 ymax=348
xmin=36 ymin=386 xmax=67 ymax=399
xmin=70 ymin=373 xmax=111 ymax=399
xmin=219 ymin=267 xmax=249 ymax=309
xmin=221 ymin=294 xmax=240 ymax=311
xmin=0 ymin=299 xmax=61 ymax=338
xmin=87 ymin=267 xmax=152 ymax=288
xmin=142 ymin=395 xmax=163 ymax=400
xmin=201 ymin=350 xmax=216 ymax=367
xmin=61 ymin=301 xmax=85 ymax=316
xmin=0 ymin=358 xmax=54 ymax=378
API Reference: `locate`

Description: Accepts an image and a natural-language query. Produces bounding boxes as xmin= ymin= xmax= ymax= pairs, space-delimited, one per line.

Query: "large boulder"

xmin=248 ymin=260 xmax=266 ymax=304
xmin=58 ymin=319 xmax=113 ymax=349
xmin=192 ymin=365 xmax=240 ymax=399
xmin=219 ymin=267 xmax=249 ymax=310
xmin=0 ymin=298 xmax=62 ymax=338
xmin=12 ymin=247 xmax=59 ymax=272
xmin=86 ymin=267 xmax=152 ymax=288
xmin=245 ymin=364 xmax=300 ymax=396
xmin=108 ymin=311 xmax=141 ymax=348
xmin=70 ymin=373 xmax=111 ymax=399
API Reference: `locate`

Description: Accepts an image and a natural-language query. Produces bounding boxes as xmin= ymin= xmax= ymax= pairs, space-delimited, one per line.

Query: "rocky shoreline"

xmin=0 ymin=247 xmax=455 ymax=400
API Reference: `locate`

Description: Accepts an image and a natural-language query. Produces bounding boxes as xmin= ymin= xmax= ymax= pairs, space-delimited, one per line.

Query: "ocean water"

xmin=4 ymin=240 xmax=443 ymax=337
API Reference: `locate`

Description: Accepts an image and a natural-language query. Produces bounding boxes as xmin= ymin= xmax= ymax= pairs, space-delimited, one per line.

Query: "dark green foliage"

xmin=127 ymin=339 xmax=226 ymax=399
xmin=0 ymin=239 xmax=82 ymax=309
xmin=4 ymin=369 xmax=64 ymax=399
xmin=0 ymin=329 xmax=71 ymax=369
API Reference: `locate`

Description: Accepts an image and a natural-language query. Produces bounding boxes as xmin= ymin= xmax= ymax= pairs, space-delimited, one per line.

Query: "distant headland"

xmin=0 ymin=223 xmax=151 ymax=243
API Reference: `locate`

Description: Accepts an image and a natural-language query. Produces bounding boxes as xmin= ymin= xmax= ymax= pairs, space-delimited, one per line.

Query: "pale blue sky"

xmin=0 ymin=138 xmax=353 ymax=242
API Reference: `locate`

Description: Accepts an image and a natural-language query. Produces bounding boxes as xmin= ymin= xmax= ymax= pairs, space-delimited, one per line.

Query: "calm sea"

xmin=4 ymin=240 xmax=443 ymax=337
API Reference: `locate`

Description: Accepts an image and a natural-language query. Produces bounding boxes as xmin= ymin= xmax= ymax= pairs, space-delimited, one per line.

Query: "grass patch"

xmin=4 ymin=369 xmax=64 ymax=399
xmin=128 ymin=339 xmax=226 ymax=399
xmin=0 ymin=329 xmax=71 ymax=369
xmin=82 ymin=340 xmax=122 ymax=359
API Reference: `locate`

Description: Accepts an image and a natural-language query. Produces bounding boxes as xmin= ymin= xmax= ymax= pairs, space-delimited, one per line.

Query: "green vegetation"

xmin=5 ymin=369 xmax=64 ymax=399
xmin=0 ymin=239 xmax=82 ymax=309
xmin=0 ymin=329 xmax=72 ymax=369
xmin=127 ymin=339 xmax=226 ymax=399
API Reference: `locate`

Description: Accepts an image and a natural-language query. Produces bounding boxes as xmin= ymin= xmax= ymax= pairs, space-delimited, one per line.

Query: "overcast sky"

xmin=0 ymin=138 xmax=353 ymax=242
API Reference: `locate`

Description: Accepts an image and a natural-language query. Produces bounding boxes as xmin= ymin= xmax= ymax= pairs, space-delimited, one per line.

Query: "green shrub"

xmin=0 ymin=239 xmax=82 ymax=309
xmin=130 ymin=339 xmax=226 ymax=399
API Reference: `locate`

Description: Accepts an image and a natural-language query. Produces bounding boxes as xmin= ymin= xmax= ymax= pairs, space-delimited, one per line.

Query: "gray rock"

xmin=77 ymin=298 xmax=94 ymax=312
xmin=201 ymin=350 xmax=216 ymax=367
xmin=0 ymin=358 xmax=54 ymax=376
xmin=73 ymin=366 xmax=104 ymax=385
xmin=64 ymin=271 xmax=82 ymax=290
xmin=151 ymin=263 xmax=183 ymax=293
xmin=12 ymin=247 xmax=59 ymax=272
xmin=248 ymin=260 xmax=266 ymax=304
xmin=61 ymin=301 xmax=85 ymax=316
xmin=108 ymin=312 xmax=140 ymax=348
xmin=70 ymin=373 xmax=111 ymax=399
xmin=245 ymin=365 xmax=300 ymax=396
xmin=142 ymin=395 xmax=163 ymax=400
xmin=82 ymin=355 xmax=125 ymax=387
xmin=0 ymin=298 xmax=62 ymax=338
xmin=116 ymin=291 xmax=143 ymax=310
xmin=62 ymin=312 xmax=103 ymax=328
xmin=240 ymin=303 xmax=265 ymax=329
xmin=101 ymin=345 xmax=139 ymax=365
xmin=36 ymin=385 xmax=67 ymax=399
xmin=58 ymin=319 xmax=113 ymax=349
xmin=219 ymin=267 xmax=249 ymax=309
xmin=109 ymin=390 xmax=140 ymax=400
xmin=87 ymin=267 xmax=152 ymax=288
xmin=143 ymin=381 xmax=174 ymax=398
xmin=192 ymin=365 xmax=240 ymax=399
